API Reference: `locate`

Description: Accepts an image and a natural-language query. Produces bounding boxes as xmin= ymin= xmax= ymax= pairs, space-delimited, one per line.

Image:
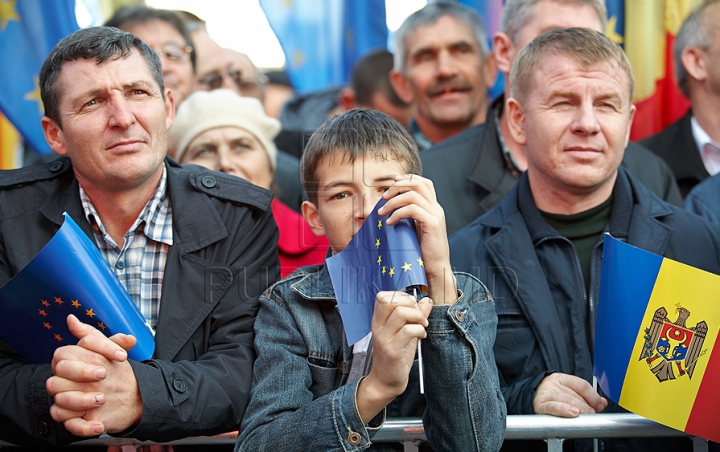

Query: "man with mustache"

xmin=389 ymin=2 xmax=497 ymax=150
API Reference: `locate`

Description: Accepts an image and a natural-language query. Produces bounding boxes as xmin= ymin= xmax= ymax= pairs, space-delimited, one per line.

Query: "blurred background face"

xmin=123 ymin=19 xmax=196 ymax=106
xmin=192 ymin=29 xmax=241 ymax=93
xmin=181 ymin=126 xmax=274 ymax=189
xmin=224 ymin=49 xmax=267 ymax=101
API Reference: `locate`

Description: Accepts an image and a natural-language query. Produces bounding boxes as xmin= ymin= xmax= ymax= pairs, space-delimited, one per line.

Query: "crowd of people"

xmin=2 ymin=0 xmax=720 ymax=451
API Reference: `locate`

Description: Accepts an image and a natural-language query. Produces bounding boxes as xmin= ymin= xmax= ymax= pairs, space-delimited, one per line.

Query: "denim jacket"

xmin=236 ymin=264 xmax=506 ymax=452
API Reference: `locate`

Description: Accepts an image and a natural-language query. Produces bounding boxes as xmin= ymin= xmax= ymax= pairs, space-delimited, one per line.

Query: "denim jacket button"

xmin=347 ymin=431 xmax=362 ymax=446
xmin=455 ymin=309 xmax=466 ymax=322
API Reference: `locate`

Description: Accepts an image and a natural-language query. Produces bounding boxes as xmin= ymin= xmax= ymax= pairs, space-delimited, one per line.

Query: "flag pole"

xmin=413 ymin=287 xmax=425 ymax=394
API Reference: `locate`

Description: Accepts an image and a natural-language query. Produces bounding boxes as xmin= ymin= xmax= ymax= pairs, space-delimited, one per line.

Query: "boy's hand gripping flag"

xmin=595 ymin=234 xmax=720 ymax=443
xmin=327 ymin=197 xmax=427 ymax=346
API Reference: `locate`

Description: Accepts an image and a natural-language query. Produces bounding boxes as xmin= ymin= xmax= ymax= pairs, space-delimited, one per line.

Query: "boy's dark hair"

xmin=40 ymin=26 xmax=164 ymax=130
xmin=301 ymin=108 xmax=421 ymax=204
xmin=105 ymin=5 xmax=196 ymax=71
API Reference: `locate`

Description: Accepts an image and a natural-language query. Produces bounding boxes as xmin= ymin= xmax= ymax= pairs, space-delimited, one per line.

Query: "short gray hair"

xmin=500 ymin=0 xmax=607 ymax=44
xmin=674 ymin=0 xmax=720 ymax=98
xmin=393 ymin=2 xmax=490 ymax=73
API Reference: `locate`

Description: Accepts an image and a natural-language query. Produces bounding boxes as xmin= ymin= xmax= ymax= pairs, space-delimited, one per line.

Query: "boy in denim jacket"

xmin=236 ymin=109 xmax=506 ymax=451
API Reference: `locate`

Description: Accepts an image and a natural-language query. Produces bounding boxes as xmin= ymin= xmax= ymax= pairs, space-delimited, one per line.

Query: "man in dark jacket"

xmin=0 ymin=27 xmax=278 ymax=447
xmin=450 ymin=28 xmax=720 ymax=451
xmin=423 ymin=0 xmax=681 ymax=236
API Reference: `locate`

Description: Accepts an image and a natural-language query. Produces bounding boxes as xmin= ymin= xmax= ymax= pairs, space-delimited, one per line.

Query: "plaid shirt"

xmin=80 ymin=166 xmax=173 ymax=329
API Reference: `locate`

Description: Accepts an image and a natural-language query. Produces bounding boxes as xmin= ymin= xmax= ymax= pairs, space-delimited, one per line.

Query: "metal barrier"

xmin=0 ymin=414 xmax=711 ymax=450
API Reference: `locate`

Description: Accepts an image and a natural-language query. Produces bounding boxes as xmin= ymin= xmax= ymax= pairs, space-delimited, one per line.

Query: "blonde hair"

xmin=510 ymin=27 xmax=635 ymax=103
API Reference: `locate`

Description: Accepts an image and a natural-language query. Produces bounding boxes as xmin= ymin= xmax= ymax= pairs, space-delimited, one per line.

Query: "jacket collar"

xmin=39 ymin=157 xmax=231 ymax=253
xmin=467 ymin=95 xmax=519 ymax=213
xmin=290 ymin=264 xmax=337 ymax=302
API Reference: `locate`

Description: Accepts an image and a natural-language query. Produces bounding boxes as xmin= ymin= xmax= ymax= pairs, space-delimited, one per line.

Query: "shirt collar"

xmin=79 ymin=165 xmax=173 ymax=246
xmin=691 ymin=116 xmax=720 ymax=175
xmin=409 ymin=117 xmax=434 ymax=151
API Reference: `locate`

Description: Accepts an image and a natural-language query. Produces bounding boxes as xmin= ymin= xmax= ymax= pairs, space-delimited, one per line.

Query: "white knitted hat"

xmin=168 ymin=89 xmax=281 ymax=169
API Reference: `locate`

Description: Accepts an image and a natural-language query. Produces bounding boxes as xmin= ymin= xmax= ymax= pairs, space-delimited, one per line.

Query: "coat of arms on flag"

xmin=595 ymin=234 xmax=720 ymax=443
xmin=640 ymin=306 xmax=708 ymax=382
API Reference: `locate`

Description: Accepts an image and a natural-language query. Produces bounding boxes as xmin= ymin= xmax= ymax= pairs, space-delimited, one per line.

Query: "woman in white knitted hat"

xmin=168 ymin=89 xmax=329 ymax=277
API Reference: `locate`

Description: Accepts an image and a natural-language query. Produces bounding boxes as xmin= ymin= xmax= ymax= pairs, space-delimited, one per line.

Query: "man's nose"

xmin=572 ymin=103 xmax=601 ymax=135
xmin=108 ymin=99 xmax=135 ymax=129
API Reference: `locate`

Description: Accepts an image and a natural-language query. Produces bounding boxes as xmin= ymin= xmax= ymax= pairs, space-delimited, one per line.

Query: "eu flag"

xmin=0 ymin=0 xmax=78 ymax=155
xmin=0 ymin=214 xmax=155 ymax=364
xmin=260 ymin=0 xmax=388 ymax=94
xmin=595 ymin=234 xmax=720 ymax=443
xmin=327 ymin=197 xmax=427 ymax=346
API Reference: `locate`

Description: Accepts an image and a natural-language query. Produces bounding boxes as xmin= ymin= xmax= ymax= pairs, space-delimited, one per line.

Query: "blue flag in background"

xmin=260 ymin=0 xmax=388 ymax=94
xmin=0 ymin=214 xmax=154 ymax=364
xmin=327 ymin=197 xmax=427 ymax=346
xmin=457 ymin=0 xmax=504 ymax=100
xmin=0 ymin=0 xmax=78 ymax=155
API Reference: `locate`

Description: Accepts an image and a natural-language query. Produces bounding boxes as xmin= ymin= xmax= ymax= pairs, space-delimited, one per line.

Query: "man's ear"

xmin=41 ymin=116 xmax=67 ymax=156
xmin=301 ymin=200 xmax=326 ymax=238
xmin=483 ymin=52 xmax=499 ymax=89
xmin=389 ymin=69 xmax=414 ymax=105
xmin=165 ymin=88 xmax=175 ymax=131
xmin=506 ymin=97 xmax=527 ymax=146
xmin=681 ymin=46 xmax=707 ymax=82
xmin=492 ymin=32 xmax=515 ymax=76
xmin=338 ymin=87 xmax=357 ymax=111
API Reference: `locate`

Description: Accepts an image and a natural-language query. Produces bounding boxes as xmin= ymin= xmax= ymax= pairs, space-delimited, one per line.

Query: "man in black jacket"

xmin=450 ymin=27 xmax=720 ymax=451
xmin=0 ymin=27 xmax=278 ymax=447
xmin=423 ymin=0 xmax=681 ymax=236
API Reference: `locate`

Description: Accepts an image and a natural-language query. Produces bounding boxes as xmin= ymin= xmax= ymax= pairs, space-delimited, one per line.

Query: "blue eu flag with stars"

xmin=327 ymin=197 xmax=427 ymax=346
xmin=0 ymin=0 xmax=78 ymax=155
xmin=0 ymin=214 xmax=155 ymax=364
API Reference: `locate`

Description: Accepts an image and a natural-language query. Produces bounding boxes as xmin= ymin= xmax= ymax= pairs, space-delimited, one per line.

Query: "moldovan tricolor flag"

xmin=620 ymin=0 xmax=698 ymax=141
xmin=595 ymin=234 xmax=720 ymax=442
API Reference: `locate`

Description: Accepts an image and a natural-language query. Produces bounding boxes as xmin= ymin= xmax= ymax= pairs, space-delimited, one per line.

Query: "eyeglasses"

xmin=153 ymin=44 xmax=193 ymax=63
xmin=198 ymin=69 xmax=243 ymax=91
xmin=199 ymin=70 xmax=268 ymax=94
xmin=237 ymin=73 xmax=268 ymax=95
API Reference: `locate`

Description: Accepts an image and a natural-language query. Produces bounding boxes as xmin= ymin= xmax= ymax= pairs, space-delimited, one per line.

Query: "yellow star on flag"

xmin=402 ymin=262 xmax=412 ymax=272
xmin=605 ymin=15 xmax=624 ymax=44
xmin=71 ymin=299 xmax=81 ymax=308
xmin=54 ymin=297 xmax=63 ymax=305
xmin=97 ymin=322 xmax=107 ymax=331
xmin=41 ymin=300 xmax=50 ymax=307
xmin=375 ymin=238 xmax=381 ymax=248
xmin=43 ymin=322 xmax=51 ymax=330
xmin=24 ymin=76 xmax=44 ymax=115
xmin=417 ymin=257 xmax=424 ymax=267
xmin=0 ymin=0 xmax=20 ymax=32
xmin=377 ymin=219 xmax=382 ymax=229
xmin=54 ymin=333 xmax=63 ymax=342
xmin=85 ymin=308 xmax=96 ymax=318
xmin=38 ymin=309 xmax=47 ymax=317
xmin=377 ymin=255 xmax=382 ymax=265
xmin=389 ymin=267 xmax=395 ymax=277
xmin=382 ymin=266 xmax=386 ymax=275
